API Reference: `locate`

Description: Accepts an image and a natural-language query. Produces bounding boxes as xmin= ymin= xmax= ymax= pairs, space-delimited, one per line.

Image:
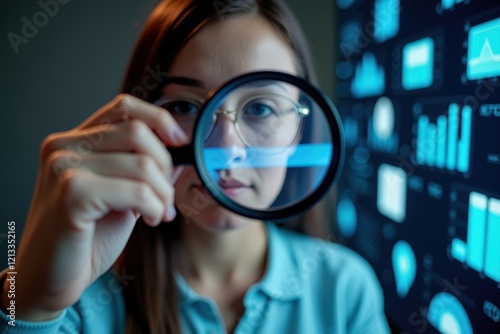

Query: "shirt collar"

xmin=175 ymin=221 xmax=303 ymax=305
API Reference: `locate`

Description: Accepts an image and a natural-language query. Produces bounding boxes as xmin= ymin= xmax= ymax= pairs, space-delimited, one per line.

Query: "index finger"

xmin=78 ymin=94 xmax=189 ymax=146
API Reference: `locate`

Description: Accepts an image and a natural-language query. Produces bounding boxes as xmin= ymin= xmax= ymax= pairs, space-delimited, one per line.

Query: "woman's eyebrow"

xmin=248 ymin=82 xmax=290 ymax=94
xmin=163 ymin=76 xmax=205 ymax=88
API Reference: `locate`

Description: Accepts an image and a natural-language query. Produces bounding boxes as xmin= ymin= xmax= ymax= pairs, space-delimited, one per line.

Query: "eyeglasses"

xmin=154 ymin=94 xmax=309 ymax=147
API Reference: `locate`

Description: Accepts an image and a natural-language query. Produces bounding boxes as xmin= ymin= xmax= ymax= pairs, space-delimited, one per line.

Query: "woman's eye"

xmin=165 ymin=101 xmax=200 ymax=115
xmin=243 ymin=101 xmax=276 ymax=118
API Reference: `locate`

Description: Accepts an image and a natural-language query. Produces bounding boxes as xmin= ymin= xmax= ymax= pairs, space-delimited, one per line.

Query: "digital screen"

xmin=334 ymin=0 xmax=500 ymax=333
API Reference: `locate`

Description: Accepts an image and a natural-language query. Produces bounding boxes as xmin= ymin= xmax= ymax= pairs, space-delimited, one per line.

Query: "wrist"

xmin=1 ymin=270 xmax=62 ymax=322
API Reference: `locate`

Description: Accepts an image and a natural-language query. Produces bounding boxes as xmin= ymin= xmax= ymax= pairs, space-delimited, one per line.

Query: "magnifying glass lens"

xmin=192 ymin=73 xmax=343 ymax=219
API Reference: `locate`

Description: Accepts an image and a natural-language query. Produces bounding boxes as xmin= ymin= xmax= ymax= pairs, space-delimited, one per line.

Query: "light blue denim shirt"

xmin=0 ymin=222 xmax=390 ymax=333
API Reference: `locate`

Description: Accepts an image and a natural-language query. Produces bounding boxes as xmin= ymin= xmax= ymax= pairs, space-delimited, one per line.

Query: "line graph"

xmin=467 ymin=18 xmax=500 ymax=80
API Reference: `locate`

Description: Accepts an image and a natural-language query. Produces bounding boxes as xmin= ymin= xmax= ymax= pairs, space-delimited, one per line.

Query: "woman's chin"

xmin=180 ymin=206 xmax=256 ymax=233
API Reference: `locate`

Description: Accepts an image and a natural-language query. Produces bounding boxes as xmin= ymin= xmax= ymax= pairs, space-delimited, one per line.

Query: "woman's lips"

xmin=219 ymin=185 xmax=249 ymax=197
xmin=218 ymin=178 xmax=250 ymax=197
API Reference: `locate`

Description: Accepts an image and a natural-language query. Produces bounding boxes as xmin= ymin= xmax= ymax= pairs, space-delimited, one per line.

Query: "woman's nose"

xmin=205 ymin=114 xmax=247 ymax=169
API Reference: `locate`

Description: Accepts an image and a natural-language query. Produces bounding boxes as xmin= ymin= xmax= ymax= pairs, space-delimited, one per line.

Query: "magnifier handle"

xmin=167 ymin=145 xmax=195 ymax=166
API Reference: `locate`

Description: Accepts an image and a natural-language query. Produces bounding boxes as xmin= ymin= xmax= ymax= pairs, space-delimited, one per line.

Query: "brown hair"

xmin=119 ymin=0 xmax=328 ymax=333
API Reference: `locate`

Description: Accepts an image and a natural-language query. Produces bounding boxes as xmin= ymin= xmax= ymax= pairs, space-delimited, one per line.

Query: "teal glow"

xmin=452 ymin=191 xmax=500 ymax=284
xmin=436 ymin=115 xmax=447 ymax=168
xmin=467 ymin=18 xmax=500 ymax=80
xmin=337 ymin=197 xmax=357 ymax=238
xmin=415 ymin=103 xmax=471 ymax=174
xmin=451 ymin=238 xmax=467 ymax=263
xmin=446 ymin=103 xmax=459 ymax=171
xmin=374 ymin=0 xmax=399 ymax=43
xmin=340 ymin=20 xmax=362 ymax=48
xmin=428 ymin=292 xmax=473 ymax=334
xmin=466 ymin=191 xmax=487 ymax=272
xmin=442 ymin=0 xmax=454 ymax=10
xmin=426 ymin=123 xmax=437 ymax=167
xmin=441 ymin=0 xmax=466 ymax=10
xmin=368 ymin=97 xmax=398 ymax=154
xmin=485 ymin=198 xmax=500 ymax=282
xmin=457 ymin=105 xmax=472 ymax=173
xmin=343 ymin=117 xmax=359 ymax=147
xmin=377 ymin=164 xmax=407 ymax=223
xmin=416 ymin=115 xmax=429 ymax=164
xmin=337 ymin=0 xmax=356 ymax=10
xmin=402 ymin=37 xmax=434 ymax=90
xmin=351 ymin=52 xmax=385 ymax=98
xmin=391 ymin=240 xmax=416 ymax=298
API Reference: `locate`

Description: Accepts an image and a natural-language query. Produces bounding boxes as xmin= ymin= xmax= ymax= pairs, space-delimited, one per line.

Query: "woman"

xmin=0 ymin=0 xmax=390 ymax=333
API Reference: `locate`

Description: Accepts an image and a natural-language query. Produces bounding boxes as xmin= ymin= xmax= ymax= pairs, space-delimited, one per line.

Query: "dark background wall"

xmin=0 ymin=1 xmax=335 ymax=268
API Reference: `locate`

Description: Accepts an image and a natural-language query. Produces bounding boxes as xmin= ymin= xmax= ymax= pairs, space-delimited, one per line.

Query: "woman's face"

xmin=161 ymin=13 xmax=298 ymax=231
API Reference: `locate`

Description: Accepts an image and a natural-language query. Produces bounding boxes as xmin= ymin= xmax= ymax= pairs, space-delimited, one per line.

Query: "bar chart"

xmin=415 ymin=103 xmax=472 ymax=174
xmin=449 ymin=186 xmax=500 ymax=284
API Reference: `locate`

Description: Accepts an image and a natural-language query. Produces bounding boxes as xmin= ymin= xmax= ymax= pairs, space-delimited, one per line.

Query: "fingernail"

xmin=167 ymin=205 xmax=177 ymax=221
xmin=170 ymin=166 xmax=184 ymax=184
xmin=143 ymin=215 xmax=157 ymax=226
xmin=162 ymin=210 xmax=169 ymax=222
xmin=172 ymin=127 xmax=189 ymax=144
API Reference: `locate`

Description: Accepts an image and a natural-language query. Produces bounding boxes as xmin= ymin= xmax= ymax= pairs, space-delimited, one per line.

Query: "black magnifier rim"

xmin=192 ymin=71 xmax=345 ymax=220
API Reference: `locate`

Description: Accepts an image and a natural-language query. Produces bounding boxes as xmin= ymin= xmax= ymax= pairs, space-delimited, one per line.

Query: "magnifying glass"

xmin=154 ymin=71 xmax=344 ymax=220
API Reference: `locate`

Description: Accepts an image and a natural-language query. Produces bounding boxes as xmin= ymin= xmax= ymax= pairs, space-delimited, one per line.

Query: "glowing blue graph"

xmin=392 ymin=240 xmax=416 ymax=298
xmin=451 ymin=192 xmax=500 ymax=284
xmin=428 ymin=292 xmax=473 ymax=334
xmin=467 ymin=18 xmax=500 ymax=80
xmin=416 ymin=104 xmax=472 ymax=174
xmin=368 ymin=96 xmax=398 ymax=154
xmin=402 ymin=37 xmax=435 ymax=90
xmin=351 ymin=52 xmax=385 ymax=98
xmin=337 ymin=196 xmax=357 ymax=238
xmin=377 ymin=164 xmax=407 ymax=223
xmin=374 ymin=0 xmax=400 ymax=43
